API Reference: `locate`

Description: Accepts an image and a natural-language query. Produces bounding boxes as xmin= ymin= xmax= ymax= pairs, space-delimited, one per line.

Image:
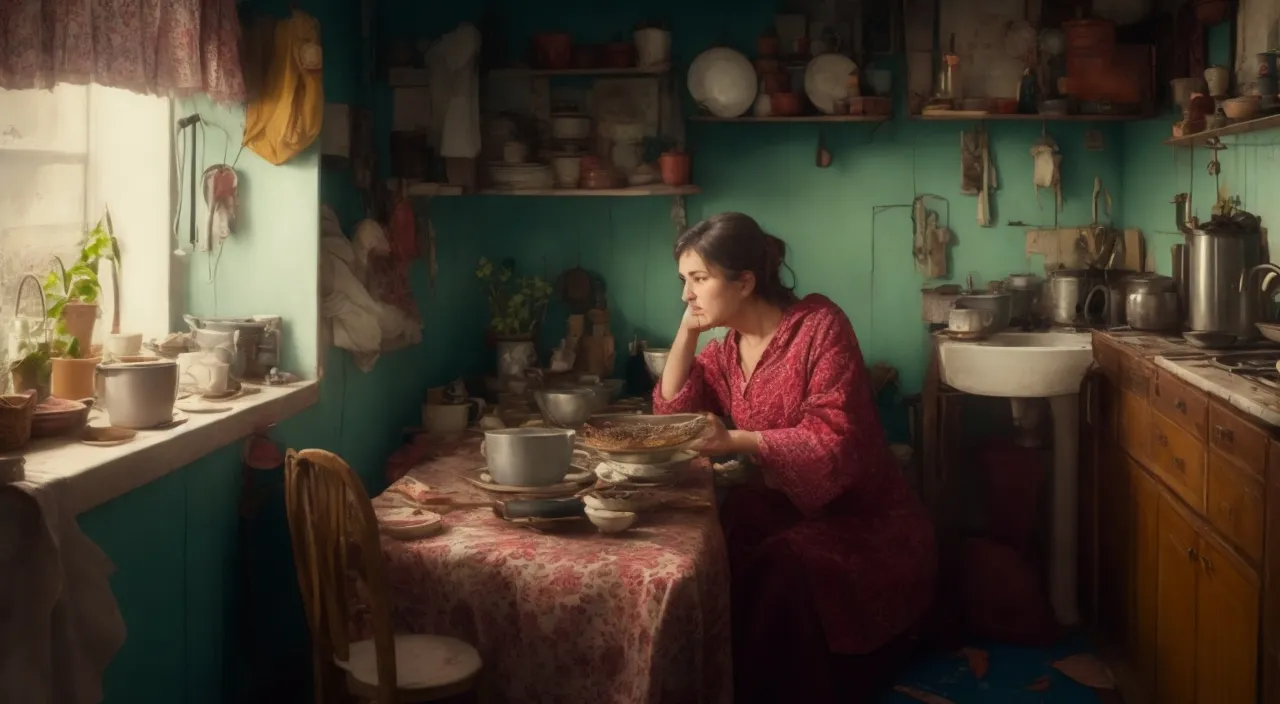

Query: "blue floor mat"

xmin=880 ymin=636 xmax=1106 ymax=703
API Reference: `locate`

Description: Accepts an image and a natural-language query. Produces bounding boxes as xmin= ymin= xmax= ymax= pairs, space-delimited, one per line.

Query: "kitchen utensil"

xmin=552 ymin=155 xmax=582 ymax=188
xmin=178 ymin=352 xmax=230 ymax=395
xmin=30 ymin=396 xmax=93 ymax=438
xmin=184 ymin=315 xmax=269 ymax=379
xmin=467 ymin=468 xmax=593 ymax=496
xmin=1204 ymin=65 xmax=1230 ymax=97
xmin=480 ymin=427 xmax=577 ymax=487
xmin=1175 ymin=195 xmax=1266 ymax=345
xmin=642 ymin=348 xmax=669 ymax=380
xmin=96 ymin=359 xmax=179 ymax=429
xmin=1005 ymin=274 xmax=1043 ymax=323
xmin=955 ymin=292 xmax=1012 ymax=332
xmin=1256 ymin=322 xmax=1280 ymax=344
xmin=633 ymin=28 xmax=670 ymax=68
xmin=1223 ymin=96 xmax=1259 ymax=120
xmin=533 ymin=388 xmax=596 ymax=428
xmin=1125 ymin=274 xmax=1181 ymax=332
xmin=1084 ymin=273 xmax=1132 ymax=327
xmin=1046 ymin=269 xmax=1099 ymax=326
xmin=423 ymin=400 xmax=482 ymax=434
xmin=688 ymin=47 xmax=757 ymax=118
xmin=947 ymin=308 xmax=994 ymax=333
xmin=804 ymin=53 xmax=857 ymax=114
xmin=104 ymin=333 xmax=144 ymax=358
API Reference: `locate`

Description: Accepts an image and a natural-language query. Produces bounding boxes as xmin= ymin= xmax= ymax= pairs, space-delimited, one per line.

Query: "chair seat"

xmin=336 ymin=634 xmax=482 ymax=691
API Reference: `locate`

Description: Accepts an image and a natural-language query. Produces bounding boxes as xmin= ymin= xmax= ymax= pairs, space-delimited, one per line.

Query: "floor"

xmin=880 ymin=637 xmax=1117 ymax=704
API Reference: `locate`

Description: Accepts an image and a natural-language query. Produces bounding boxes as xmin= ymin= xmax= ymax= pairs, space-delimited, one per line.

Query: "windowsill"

xmin=17 ymin=380 xmax=319 ymax=515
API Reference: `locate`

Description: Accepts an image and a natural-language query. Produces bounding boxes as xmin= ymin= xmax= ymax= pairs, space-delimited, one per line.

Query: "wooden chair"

xmin=283 ymin=448 xmax=483 ymax=703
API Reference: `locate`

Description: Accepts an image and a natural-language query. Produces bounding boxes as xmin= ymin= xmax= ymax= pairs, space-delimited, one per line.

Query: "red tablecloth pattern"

xmin=368 ymin=438 xmax=732 ymax=704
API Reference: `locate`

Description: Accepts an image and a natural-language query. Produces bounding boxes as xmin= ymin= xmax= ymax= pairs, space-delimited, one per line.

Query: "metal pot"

xmin=1084 ymin=273 xmax=1133 ymax=327
xmin=955 ymin=292 xmax=1012 ymax=332
xmin=96 ymin=359 xmax=178 ymax=429
xmin=1175 ymin=195 xmax=1266 ymax=344
xmin=1004 ymin=274 xmax=1043 ymax=323
xmin=1045 ymin=269 xmax=1096 ymax=326
xmin=184 ymin=314 xmax=270 ymax=379
xmin=481 ymin=428 xmax=576 ymax=487
xmin=1125 ymin=274 xmax=1181 ymax=332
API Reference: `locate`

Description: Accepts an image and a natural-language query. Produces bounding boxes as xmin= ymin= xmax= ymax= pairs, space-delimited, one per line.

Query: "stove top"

xmin=1204 ymin=351 xmax=1280 ymax=393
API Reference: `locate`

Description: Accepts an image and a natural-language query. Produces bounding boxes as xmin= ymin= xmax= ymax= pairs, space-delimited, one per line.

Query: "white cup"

xmin=105 ymin=332 xmax=143 ymax=357
xmin=948 ymin=308 xmax=994 ymax=333
xmin=178 ymin=352 xmax=230 ymax=395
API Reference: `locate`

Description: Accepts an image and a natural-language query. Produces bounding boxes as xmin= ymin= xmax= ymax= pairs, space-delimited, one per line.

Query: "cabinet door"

xmin=1098 ymin=449 xmax=1134 ymax=649
xmin=1194 ymin=533 xmax=1260 ymax=704
xmin=1132 ymin=464 xmax=1160 ymax=696
xmin=1156 ymin=491 xmax=1200 ymax=704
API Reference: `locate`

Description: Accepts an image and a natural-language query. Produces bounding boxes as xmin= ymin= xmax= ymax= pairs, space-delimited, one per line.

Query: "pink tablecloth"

xmin=373 ymin=437 xmax=732 ymax=704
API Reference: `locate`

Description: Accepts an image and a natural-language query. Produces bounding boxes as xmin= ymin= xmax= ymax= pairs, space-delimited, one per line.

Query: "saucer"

xmin=941 ymin=329 xmax=988 ymax=341
xmin=463 ymin=467 xmax=595 ymax=496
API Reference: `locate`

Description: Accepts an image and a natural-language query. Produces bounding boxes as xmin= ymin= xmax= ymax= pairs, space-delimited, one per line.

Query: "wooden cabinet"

xmin=1087 ymin=333 xmax=1272 ymax=704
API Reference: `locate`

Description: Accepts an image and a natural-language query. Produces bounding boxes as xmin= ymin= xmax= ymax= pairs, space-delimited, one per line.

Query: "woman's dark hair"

xmin=673 ymin=212 xmax=798 ymax=306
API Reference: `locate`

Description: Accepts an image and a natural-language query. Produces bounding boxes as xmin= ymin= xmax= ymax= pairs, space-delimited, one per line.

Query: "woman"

xmin=653 ymin=213 xmax=936 ymax=703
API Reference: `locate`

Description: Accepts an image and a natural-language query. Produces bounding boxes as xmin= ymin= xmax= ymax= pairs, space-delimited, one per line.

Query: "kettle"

xmin=1175 ymin=195 xmax=1267 ymax=345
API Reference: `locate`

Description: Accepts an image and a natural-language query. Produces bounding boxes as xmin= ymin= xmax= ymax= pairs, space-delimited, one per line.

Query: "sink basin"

xmin=938 ymin=331 xmax=1093 ymax=398
xmin=936 ymin=330 xmax=1095 ymax=627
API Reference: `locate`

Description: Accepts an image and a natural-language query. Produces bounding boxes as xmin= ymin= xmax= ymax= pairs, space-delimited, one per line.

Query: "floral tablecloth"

xmin=372 ymin=436 xmax=732 ymax=704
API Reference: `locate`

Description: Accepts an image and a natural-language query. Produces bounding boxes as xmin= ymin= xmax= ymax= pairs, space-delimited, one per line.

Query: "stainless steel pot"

xmin=1176 ymin=195 xmax=1266 ymax=344
xmin=955 ymin=291 xmax=1012 ymax=332
xmin=1046 ymin=269 xmax=1096 ymax=326
xmin=1004 ymin=274 xmax=1043 ymax=323
xmin=96 ymin=359 xmax=178 ymax=429
xmin=1125 ymin=274 xmax=1180 ymax=332
xmin=184 ymin=315 xmax=270 ymax=379
xmin=1083 ymin=272 xmax=1134 ymax=327
xmin=481 ymin=428 xmax=576 ymax=487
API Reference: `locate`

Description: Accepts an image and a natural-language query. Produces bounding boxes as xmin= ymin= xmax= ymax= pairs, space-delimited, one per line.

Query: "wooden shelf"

xmin=1165 ymin=113 xmax=1280 ymax=147
xmin=912 ymin=112 xmax=1146 ymax=121
xmin=690 ymin=115 xmax=890 ymax=123
xmin=487 ymin=64 xmax=669 ymax=78
xmin=403 ymin=183 xmax=699 ymax=198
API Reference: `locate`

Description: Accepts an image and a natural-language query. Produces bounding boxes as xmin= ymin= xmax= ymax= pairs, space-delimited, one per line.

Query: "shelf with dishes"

xmin=1164 ymin=112 xmax=1280 ymax=147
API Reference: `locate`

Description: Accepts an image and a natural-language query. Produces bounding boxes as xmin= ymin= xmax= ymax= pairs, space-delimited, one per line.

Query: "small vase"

xmin=659 ymin=151 xmax=691 ymax=186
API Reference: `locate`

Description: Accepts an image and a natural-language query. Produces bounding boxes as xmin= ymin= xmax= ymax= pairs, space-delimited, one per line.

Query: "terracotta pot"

xmin=51 ymin=356 xmax=101 ymax=400
xmin=770 ymin=92 xmax=802 ymax=116
xmin=757 ymin=35 xmax=779 ymax=57
xmin=61 ymin=302 xmax=98 ymax=355
xmin=533 ymin=33 xmax=572 ymax=70
xmin=603 ymin=42 xmax=634 ymax=68
xmin=659 ymin=151 xmax=691 ymax=186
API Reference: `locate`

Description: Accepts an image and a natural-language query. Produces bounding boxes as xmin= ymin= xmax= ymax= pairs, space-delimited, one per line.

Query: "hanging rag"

xmin=961 ymin=130 xmax=998 ymax=226
xmin=242 ymin=10 xmax=324 ymax=165
xmin=202 ymin=165 xmax=238 ymax=250
xmin=1030 ymin=136 xmax=1062 ymax=213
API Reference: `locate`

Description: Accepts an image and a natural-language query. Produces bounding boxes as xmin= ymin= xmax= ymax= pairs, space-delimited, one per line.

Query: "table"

xmin=370 ymin=436 xmax=732 ymax=703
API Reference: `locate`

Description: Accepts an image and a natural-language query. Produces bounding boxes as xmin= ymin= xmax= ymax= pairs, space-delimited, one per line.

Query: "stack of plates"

xmin=489 ymin=163 xmax=554 ymax=190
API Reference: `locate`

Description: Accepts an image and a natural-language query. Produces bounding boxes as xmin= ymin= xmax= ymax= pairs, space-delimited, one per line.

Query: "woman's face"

xmin=678 ymin=250 xmax=753 ymax=327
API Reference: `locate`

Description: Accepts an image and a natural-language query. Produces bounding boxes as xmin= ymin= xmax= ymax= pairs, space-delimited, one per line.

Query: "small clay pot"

xmin=533 ymin=33 xmax=572 ymax=70
xmin=659 ymin=151 xmax=691 ymax=186
xmin=770 ymin=92 xmax=802 ymax=116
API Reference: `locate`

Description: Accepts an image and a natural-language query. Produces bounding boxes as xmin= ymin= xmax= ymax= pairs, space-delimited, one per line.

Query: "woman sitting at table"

xmin=652 ymin=212 xmax=937 ymax=703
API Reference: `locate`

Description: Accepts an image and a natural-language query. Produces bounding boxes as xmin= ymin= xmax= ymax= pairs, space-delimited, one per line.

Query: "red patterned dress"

xmin=653 ymin=294 xmax=936 ymax=701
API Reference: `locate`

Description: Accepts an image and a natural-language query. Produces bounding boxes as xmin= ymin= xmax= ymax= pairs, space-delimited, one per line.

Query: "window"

xmin=0 ymin=84 xmax=172 ymax=383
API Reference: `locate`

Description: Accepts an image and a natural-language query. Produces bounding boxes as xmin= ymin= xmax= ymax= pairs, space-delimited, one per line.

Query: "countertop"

xmin=1100 ymin=330 xmax=1280 ymax=428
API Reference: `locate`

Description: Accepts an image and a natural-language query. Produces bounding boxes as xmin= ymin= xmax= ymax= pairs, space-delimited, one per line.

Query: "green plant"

xmin=43 ymin=210 xmax=121 ymax=321
xmin=6 ymin=331 xmax=79 ymax=391
xmin=475 ymin=257 xmax=553 ymax=338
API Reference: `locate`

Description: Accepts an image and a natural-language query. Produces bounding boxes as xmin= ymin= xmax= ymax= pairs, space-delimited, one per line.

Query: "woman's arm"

xmin=651 ymin=334 xmax=726 ymax=416
xmin=753 ymin=311 xmax=886 ymax=515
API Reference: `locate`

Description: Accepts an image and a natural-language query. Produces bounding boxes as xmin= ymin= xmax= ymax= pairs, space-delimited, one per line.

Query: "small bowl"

xmin=584 ymin=506 xmax=637 ymax=533
xmin=1223 ymin=96 xmax=1259 ymax=120
xmin=583 ymin=490 xmax=656 ymax=512
xmin=533 ymin=388 xmax=597 ymax=428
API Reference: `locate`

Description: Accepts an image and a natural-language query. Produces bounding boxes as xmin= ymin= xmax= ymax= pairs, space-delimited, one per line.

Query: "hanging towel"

xmin=243 ymin=10 xmax=325 ymax=165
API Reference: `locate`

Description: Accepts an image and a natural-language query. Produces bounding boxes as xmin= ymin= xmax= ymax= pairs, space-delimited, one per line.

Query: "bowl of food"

xmin=533 ymin=388 xmax=597 ymax=428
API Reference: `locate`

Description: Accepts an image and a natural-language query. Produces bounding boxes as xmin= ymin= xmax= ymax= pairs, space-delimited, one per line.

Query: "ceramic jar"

xmin=1204 ymin=65 xmax=1230 ymax=97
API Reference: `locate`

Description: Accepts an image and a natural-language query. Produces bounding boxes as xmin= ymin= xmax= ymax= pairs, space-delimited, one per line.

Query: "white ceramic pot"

xmin=634 ymin=28 xmax=671 ymax=68
xmin=104 ymin=332 xmax=143 ymax=357
xmin=178 ymin=352 xmax=229 ymax=395
xmin=97 ymin=359 xmax=178 ymax=429
xmin=552 ymin=155 xmax=582 ymax=188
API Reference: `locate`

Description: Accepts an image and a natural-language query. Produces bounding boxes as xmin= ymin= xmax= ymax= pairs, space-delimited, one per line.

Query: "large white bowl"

xmin=804 ymin=53 xmax=857 ymax=114
xmin=688 ymin=48 xmax=757 ymax=118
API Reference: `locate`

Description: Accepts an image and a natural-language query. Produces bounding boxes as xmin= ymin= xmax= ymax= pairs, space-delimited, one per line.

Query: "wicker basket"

xmin=0 ymin=393 xmax=36 ymax=452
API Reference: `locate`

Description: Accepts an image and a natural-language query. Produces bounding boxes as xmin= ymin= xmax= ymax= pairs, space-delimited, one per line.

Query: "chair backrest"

xmin=283 ymin=448 xmax=396 ymax=703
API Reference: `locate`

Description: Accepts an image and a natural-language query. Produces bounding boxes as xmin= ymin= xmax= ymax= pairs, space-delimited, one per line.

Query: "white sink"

xmin=938 ymin=331 xmax=1094 ymax=398
xmin=936 ymin=330 xmax=1095 ymax=627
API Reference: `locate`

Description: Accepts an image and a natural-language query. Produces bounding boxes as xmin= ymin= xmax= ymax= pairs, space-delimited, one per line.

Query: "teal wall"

xmin=76 ymin=2 xmax=1148 ymax=703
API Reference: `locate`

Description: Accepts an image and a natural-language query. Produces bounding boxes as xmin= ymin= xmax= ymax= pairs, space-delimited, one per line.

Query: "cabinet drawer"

xmin=1120 ymin=390 xmax=1150 ymax=465
xmin=1207 ymin=451 xmax=1265 ymax=564
xmin=1120 ymin=353 xmax=1152 ymax=398
xmin=1208 ymin=400 xmax=1268 ymax=479
xmin=1094 ymin=333 xmax=1122 ymax=381
xmin=1150 ymin=410 xmax=1206 ymax=512
xmin=1152 ymin=369 xmax=1208 ymax=440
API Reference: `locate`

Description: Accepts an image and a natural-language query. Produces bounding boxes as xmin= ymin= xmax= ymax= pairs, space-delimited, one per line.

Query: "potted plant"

xmin=43 ymin=210 xmax=121 ymax=355
xmin=475 ymin=257 xmax=553 ymax=377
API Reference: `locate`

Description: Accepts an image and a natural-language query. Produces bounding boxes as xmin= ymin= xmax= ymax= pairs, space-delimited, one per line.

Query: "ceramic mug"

xmin=104 ymin=332 xmax=143 ymax=358
xmin=948 ymin=308 xmax=994 ymax=333
xmin=422 ymin=397 xmax=487 ymax=435
xmin=178 ymin=352 xmax=230 ymax=395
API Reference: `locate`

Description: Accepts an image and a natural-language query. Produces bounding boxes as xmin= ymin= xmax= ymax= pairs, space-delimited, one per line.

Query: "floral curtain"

xmin=0 ymin=0 xmax=246 ymax=102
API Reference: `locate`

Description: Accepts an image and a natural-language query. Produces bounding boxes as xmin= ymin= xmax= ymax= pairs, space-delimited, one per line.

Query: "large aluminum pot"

xmin=481 ymin=428 xmax=576 ymax=487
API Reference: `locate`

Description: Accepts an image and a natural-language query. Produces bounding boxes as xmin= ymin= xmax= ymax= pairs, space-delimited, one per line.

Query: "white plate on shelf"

xmin=688 ymin=47 xmax=757 ymax=118
xmin=804 ymin=53 xmax=857 ymax=114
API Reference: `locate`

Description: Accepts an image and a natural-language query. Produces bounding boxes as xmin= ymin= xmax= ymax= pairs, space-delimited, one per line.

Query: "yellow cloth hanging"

xmin=242 ymin=10 xmax=324 ymax=166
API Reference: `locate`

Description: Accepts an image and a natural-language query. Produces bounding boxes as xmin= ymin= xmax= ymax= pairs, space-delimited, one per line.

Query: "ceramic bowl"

xmin=583 ymin=490 xmax=657 ymax=512
xmin=688 ymin=47 xmax=757 ymax=118
xmin=1224 ymin=96 xmax=1259 ymax=120
xmin=584 ymin=506 xmax=637 ymax=533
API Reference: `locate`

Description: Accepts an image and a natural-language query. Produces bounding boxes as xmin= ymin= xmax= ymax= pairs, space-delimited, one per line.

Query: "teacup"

xmin=177 ymin=351 xmax=230 ymax=395
xmin=948 ymin=308 xmax=994 ymax=333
